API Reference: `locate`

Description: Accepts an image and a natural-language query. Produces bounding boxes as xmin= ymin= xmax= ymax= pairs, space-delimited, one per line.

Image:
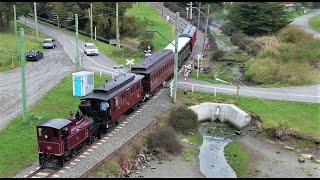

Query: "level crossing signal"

xmin=170 ymin=80 xmax=174 ymax=97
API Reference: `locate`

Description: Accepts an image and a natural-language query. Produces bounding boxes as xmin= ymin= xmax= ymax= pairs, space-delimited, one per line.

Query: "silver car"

xmin=43 ymin=38 xmax=56 ymax=49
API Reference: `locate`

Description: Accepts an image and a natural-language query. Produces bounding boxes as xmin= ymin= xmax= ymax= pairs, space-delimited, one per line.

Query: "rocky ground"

xmin=0 ymin=42 xmax=75 ymax=131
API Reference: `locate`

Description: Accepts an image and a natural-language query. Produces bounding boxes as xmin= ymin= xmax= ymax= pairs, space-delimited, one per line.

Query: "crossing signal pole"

xmin=18 ymin=28 xmax=28 ymax=123
xmin=202 ymin=5 xmax=210 ymax=53
xmin=170 ymin=80 xmax=174 ymax=98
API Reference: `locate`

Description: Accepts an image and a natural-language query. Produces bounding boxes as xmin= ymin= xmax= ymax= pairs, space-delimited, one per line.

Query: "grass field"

xmin=126 ymin=3 xmax=175 ymax=51
xmin=224 ymin=141 xmax=258 ymax=178
xmin=309 ymin=15 xmax=320 ymax=32
xmin=0 ymin=22 xmax=49 ymax=72
xmin=181 ymin=90 xmax=320 ymax=138
xmin=0 ymin=74 xmax=110 ymax=177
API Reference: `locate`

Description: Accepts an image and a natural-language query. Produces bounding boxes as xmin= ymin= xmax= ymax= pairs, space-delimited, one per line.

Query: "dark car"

xmin=26 ymin=50 xmax=43 ymax=61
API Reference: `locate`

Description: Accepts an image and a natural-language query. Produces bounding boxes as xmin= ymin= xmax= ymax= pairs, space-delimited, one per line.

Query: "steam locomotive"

xmin=36 ymin=24 xmax=197 ymax=168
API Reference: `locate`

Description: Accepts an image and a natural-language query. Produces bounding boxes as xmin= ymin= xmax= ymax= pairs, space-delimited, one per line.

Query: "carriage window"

xmin=38 ymin=128 xmax=43 ymax=137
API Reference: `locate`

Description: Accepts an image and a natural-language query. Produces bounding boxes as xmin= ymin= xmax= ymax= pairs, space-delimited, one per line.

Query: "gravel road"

xmin=240 ymin=133 xmax=320 ymax=178
xmin=15 ymin=88 xmax=172 ymax=178
xmin=291 ymin=9 xmax=320 ymax=39
xmin=0 ymin=43 xmax=75 ymax=131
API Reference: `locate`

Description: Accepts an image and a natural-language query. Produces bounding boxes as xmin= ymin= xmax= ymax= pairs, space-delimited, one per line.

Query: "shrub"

xmin=147 ymin=126 xmax=183 ymax=155
xmin=278 ymin=25 xmax=313 ymax=44
xmin=168 ymin=106 xmax=199 ymax=134
xmin=221 ymin=22 xmax=239 ymax=36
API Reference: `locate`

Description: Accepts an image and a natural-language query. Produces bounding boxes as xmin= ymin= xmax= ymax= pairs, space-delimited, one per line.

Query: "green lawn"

xmin=0 ymin=74 xmax=110 ymax=177
xmin=181 ymin=90 xmax=320 ymax=138
xmin=0 ymin=22 xmax=49 ymax=72
xmin=309 ymin=15 xmax=320 ymax=33
xmin=224 ymin=141 xmax=258 ymax=178
xmin=126 ymin=3 xmax=175 ymax=51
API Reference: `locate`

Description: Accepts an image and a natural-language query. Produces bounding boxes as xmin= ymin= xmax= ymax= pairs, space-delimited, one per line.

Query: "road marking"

xmin=29 ymin=170 xmax=35 ymax=174
xmin=31 ymin=176 xmax=40 ymax=178
xmin=70 ymin=162 xmax=76 ymax=165
xmin=75 ymin=159 xmax=81 ymax=162
xmin=100 ymin=139 xmax=106 ymax=142
xmin=36 ymin=167 xmax=41 ymax=170
xmin=103 ymin=136 xmax=109 ymax=140
xmin=111 ymin=131 xmax=117 ymax=134
xmin=64 ymin=166 xmax=71 ymax=169
xmin=92 ymin=146 xmax=98 ymax=148
xmin=52 ymin=174 xmax=60 ymax=177
xmin=137 ymin=110 xmax=141 ymax=113
xmin=88 ymin=149 xmax=94 ymax=152
xmin=123 ymin=121 xmax=129 ymax=124
xmin=97 ymin=142 xmax=102 ymax=145
xmin=116 ymin=126 xmax=123 ymax=129
xmin=108 ymin=133 xmax=113 ymax=137
xmin=120 ymin=123 xmax=126 ymax=126
xmin=115 ymin=128 xmax=120 ymax=131
xmin=79 ymin=155 xmax=86 ymax=158
xmin=58 ymin=170 xmax=65 ymax=173
xmin=84 ymin=152 xmax=90 ymax=155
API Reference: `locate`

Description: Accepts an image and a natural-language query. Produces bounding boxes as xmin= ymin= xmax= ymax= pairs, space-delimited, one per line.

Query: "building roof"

xmin=81 ymin=73 xmax=144 ymax=102
xmin=37 ymin=119 xmax=71 ymax=129
xmin=164 ymin=37 xmax=191 ymax=53
xmin=130 ymin=49 xmax=173 ymax=74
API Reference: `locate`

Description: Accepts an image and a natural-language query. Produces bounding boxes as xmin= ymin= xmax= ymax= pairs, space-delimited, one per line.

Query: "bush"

xmin=168 ymin=106 xmax=199 ymax=134
xmin=279 ymin=25 xmax=313 ymax=44
xmin=231 ymin=31 xmax=261 ymax=56
xmin=147 ymin=126 xmax=183 ymax=155
xmin=221 ymin=23 xmax=239 ymax=36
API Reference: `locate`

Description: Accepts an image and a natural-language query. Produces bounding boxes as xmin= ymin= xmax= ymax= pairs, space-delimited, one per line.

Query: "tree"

xmin=225 ymin=2 xmax=289 ymax=36
xmin=0 ymin=2 xmax=12 ymax=31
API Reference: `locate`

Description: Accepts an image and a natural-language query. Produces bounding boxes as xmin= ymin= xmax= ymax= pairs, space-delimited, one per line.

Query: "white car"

xmin=83 ymin=43 xmax=99 ymax=56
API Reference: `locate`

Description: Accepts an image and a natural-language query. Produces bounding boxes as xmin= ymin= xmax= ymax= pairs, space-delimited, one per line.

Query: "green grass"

xmin=0 ymin=74 xmax=110 ymax=177
xmin=224 ymin=141 xmax=258 ymax=178
xmin=185 ymin=134 xmax=203 ymax=145
xmin=181 ymin=90 xmax=320 ymax=138
xmin=92 ymin=161 xmax=120 ymax=178
xmin=126 ymin=2 xmax=174 ymax=51
xmin=0 ymin=22 xmax=49 ymax=72
xmin=182 ymin=146 xmax=199 ymax=163
xmin=309 ymin=15 xmax=320 ymax=33
xmin=190 ymin=71 xmax=230 ymax=85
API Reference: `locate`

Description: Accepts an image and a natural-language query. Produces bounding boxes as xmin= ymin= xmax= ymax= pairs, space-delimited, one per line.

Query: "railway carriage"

xmin=179 ymin=24 xmax=197 ymax=51
xmin=130 ymin=49 xmax=174 ymax=100
xmin=79 ymin=73 xmax=144 ymax=132
xmin=164 ymin=37 xmax=192 ymax=68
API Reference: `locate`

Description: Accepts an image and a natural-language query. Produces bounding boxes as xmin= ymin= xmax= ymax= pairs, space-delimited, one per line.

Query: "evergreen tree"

xmin=225 ymin=2 xmax=289 ymax=36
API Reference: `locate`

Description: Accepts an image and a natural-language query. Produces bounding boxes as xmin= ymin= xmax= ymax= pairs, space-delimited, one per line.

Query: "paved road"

xmin=19 ymin=17 xmax=121 ymax=75
xmin=291 ymin=9 xmax=320 ymax=39
xmin=0 ymin=44 xmax=74 ymax=131
xmin=178 ymin=77 xmax=320 ymax=103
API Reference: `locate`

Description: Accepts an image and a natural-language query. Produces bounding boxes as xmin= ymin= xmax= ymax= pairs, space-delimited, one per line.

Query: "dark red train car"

xmin=79 ymin=73 xmax=144 ymax=131
xmin=179 ymin=24 xmax=197 ymax=51
xmin=130 ymin=49 xmax=174 ymax=100
xmin=36 ymin=116 xmax=95 ymax=168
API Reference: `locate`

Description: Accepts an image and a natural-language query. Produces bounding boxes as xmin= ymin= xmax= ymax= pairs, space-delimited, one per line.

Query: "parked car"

xmin=43 ymin=38 xmax=56 ymax=49
xmin=83 ymin=43 xmax=99 ymax=56
xmin=26 ymin=50 xmax=43 ymax=61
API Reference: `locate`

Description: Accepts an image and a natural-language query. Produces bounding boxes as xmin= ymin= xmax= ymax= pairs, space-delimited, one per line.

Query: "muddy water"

xmin=199 ymin=121 xmax=238 ymax=178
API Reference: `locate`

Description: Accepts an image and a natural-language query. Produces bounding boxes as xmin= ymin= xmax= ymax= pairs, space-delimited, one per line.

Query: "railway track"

xmin=148 ymin=2 xmax=189 ymax=29
xmin=20 ymin=88 xmax=170 ymax=178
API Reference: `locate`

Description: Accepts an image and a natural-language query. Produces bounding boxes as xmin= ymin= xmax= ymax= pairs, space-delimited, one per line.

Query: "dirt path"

xmin=0 ymin=43 xmax=75 ymax=131
xmin=239 ymin=133 xmax=320 ymax=178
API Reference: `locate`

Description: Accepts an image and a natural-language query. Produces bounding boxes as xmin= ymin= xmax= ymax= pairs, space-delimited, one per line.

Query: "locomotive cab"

xmin=36 ymin=119 xmax=72 ymax=168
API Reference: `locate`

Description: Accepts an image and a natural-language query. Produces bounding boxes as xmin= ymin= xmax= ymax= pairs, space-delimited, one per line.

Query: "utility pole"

xmin=95 ymin=26 xmax=96 ymax=41
xmin=173 ymin=12 xmax=179 ymax=103
xmin=18 ymin=28 xmax=28 ymax=123
xmin=116 ymin=3 xmax=120 ymax=48
xmin=190 ymin=2 xmax=193 ymax=20
xmin=202 ymin=5 xmax=210 ymax=53
xmin=57 ymin=15 xmax=60 ymax=29
xmin=90 ymin=3 xmax=93 ymax=39
xmin=13 ymin=5 xmax=17 ymax=37
xmin=34 ymin=2 xmax=38 ymax=40
xmin=197 ymin=2 xmax=201 ymax=28
xmin=75 ymin=14 xmax=80 ymax=71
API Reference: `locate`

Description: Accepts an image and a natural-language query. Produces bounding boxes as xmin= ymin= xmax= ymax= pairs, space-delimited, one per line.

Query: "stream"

xmin=198 ymin=121 xmax=238 ymax=178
